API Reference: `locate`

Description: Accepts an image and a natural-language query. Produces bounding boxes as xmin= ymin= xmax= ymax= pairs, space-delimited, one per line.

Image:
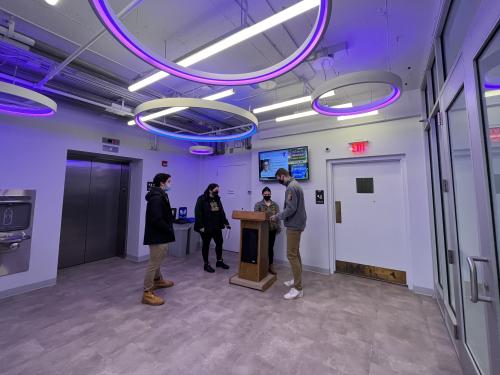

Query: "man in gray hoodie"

xmin=271 ymin=168 xmax=307 ymax=300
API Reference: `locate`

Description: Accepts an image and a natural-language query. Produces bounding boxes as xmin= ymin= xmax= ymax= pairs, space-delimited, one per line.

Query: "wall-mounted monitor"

xmin=259 ymin=146 xmax=309 ymax=181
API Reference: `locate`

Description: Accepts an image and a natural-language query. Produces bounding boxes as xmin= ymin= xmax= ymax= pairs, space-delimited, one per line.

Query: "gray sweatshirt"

xmin=277 ymin=178 xmax=307 ymax=231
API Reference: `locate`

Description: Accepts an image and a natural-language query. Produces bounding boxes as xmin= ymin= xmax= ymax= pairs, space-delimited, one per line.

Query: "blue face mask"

xmin=163 ymin=183 xmax=171 ymax=192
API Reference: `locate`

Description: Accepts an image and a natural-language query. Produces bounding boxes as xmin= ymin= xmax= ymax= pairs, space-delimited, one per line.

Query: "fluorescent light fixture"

xmin=254 ymin=96 xmax=311 ymax=114
xmin=202 ymin=89 xmax=235 ymax=101
xmin=253 ymin=90 xmax=335 ymax=114
xmin=45 ymin=0 xmax=59 ymax=5
xmin=128 ymin=89 xmax=235 ymax=125
xmin=128 ymin=0 xmax=320 ymax=92
xmin=485 ymin=89 xmax=500 ymax=98
xmin=276 ymin=102 xmax=352 ymax=122
xmin=337 ymin=110 xmax=379 ymax=121
xmin=276 ymin=110 xmax=318 ymax=122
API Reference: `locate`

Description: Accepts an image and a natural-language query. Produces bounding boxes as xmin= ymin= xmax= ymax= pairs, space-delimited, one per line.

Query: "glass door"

xmin=444 ymin=87 xmax=494 ymax=374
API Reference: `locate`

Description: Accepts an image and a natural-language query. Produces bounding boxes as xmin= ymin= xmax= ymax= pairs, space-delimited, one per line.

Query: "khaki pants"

xmin=286 ymin=229 xmax=303 ymax=291
xmin=144 ymin=243 xmax=168 ymax=291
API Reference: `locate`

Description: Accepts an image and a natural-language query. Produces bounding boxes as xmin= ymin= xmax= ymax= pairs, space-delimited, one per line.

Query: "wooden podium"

xmin=229 ymin=211 xmax=277 ymax=291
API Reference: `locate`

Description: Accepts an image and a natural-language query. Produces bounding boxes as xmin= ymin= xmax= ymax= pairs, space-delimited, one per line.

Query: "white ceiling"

xmin=0 ymin=0 xmax=442 ymax=125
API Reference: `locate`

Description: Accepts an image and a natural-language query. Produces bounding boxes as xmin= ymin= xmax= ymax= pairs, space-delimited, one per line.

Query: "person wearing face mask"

xmin=142 ymin=173 xmax=176 ymax=306
xmin=254 ymin=187 xmax=281 ymax=275
xmin=194 ymin=183 xmax=231 ymax=273
xmin=270 ymin=168 xmax=307 ymax=300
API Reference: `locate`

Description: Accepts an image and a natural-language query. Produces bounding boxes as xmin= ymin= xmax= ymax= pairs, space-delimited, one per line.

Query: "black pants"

xmin=201 ymin=229 xmax=223 ymax=264
xmin=269 ymin=230 xmax=277 ymax=265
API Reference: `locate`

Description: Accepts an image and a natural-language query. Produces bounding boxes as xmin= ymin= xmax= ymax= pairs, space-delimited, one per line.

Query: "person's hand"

xmin=200 ymin=228 xmax=205 ymax=233
xmin=225 ymin=225 xmax=231 ymax=230
xmin=270 ymin=215 xmax=278 ymax=222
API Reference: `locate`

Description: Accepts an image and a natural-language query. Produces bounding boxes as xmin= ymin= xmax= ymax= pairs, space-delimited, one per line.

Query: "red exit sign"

xmin=350 ymin=141 xmax=369 ymax=154
xmin=490 ymin=128 xmax=500 ymax=142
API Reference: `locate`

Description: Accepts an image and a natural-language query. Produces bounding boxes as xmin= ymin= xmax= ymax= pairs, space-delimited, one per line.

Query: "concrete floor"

xmin=0 ymin=251 xmax=462 ymax=375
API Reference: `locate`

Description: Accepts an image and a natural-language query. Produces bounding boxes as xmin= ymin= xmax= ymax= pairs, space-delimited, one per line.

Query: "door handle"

xmin=335 ymin=201 xmax=342 ymax=223
xmin=466 ymin=256 xmax=492 ymax=303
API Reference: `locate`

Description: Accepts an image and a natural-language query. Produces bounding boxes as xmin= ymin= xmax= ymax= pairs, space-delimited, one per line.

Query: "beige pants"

xmin=144 ymin=243 xmax=168 ymax=291
xmin=286 ymin=229 xmax=303 ymax=291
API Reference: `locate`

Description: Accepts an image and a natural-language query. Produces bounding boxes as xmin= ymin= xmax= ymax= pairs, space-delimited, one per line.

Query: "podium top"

xmin=232 ymin=210 xmax=267 ymax=222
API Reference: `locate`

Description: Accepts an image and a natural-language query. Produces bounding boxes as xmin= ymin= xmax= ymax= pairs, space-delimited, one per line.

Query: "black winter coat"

xmin=143 ymin=187 xmax=175 ymax=245
xmin=194 ymin=193 xmax=229 ymax=233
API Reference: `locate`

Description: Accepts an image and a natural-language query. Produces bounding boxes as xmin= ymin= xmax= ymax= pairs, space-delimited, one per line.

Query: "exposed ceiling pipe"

xmin=36 ymin=0 xmax=145 ymax=88
xmin=0 ymin=20 xmax=35 ymax=47
xmin=0 ymin=71 xmax=199 ymax=134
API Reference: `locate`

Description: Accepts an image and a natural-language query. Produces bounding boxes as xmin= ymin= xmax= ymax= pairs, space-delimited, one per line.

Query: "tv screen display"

xmin=259 ymin=146 xmax=309 ymax=181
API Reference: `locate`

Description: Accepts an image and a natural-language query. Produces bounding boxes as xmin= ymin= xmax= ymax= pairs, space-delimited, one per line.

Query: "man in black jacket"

xmin=194 ymin=183 xmax=231 ymax=273
xmin=142 ymin=173 xmax=175 ymax=306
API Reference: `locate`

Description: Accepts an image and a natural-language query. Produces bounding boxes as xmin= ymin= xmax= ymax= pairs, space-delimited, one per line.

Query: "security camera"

xmin=325 ymin=147 xmax=331 ymax=153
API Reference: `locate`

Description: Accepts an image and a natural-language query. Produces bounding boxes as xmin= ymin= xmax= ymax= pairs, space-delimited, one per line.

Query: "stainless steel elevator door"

xmin=58 ymin=158 xmax=129 ymax=269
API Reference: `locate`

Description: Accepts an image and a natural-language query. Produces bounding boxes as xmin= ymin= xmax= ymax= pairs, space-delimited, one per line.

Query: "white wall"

xmin=0 ymin=103 xmax=200 ymax=297
xmin=200 ymin=116 xmax=435 ymax=291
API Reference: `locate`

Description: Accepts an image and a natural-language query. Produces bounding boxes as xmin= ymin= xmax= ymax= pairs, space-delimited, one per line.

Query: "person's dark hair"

xmin=204 ymin=183 xmax=219 ymax=196
xmin=275 ymin=168 xmax=290 ymax=178
xmin=153 ymin=173 xmax=171 ymax=187
xmin=262 ymin=187 xmax=271 ymax=194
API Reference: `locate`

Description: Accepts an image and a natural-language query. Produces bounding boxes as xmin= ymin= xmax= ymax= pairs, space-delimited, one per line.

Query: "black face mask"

xmin=278 ymin=179 xmax=285 ymax=186
xmin=263 ymin=196 xmax=271 ymax=201
xmin=212 ymin=191 xmax=219 ymax=197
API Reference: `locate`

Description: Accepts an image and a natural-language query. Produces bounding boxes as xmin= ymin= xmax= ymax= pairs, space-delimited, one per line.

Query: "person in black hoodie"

xmin=142 ymin=173 xmax=175 ymax=306
xmin=194 ymin=183 xmax=231 ymax=273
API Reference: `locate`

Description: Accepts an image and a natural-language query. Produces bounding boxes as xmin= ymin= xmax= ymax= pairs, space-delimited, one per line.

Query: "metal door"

xmin=58 ymin=156 xmax=129 ymax=268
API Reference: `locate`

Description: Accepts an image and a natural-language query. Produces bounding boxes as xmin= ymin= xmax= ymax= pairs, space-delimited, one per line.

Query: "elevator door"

xmin=58 ymin=158 xmax=129 ymax=269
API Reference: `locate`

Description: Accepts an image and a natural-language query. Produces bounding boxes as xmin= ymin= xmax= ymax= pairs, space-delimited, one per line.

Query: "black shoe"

xmin=216 ymin=260 xmax=230 ymax=270
xmin=204 ymin=264 xmax=215 ymax=273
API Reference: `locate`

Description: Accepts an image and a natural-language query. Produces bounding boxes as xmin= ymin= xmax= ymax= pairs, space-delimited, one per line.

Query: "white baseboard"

xmin=0 ymin=278 xmax=56 ymax=300
xmin=126 ymin=254 xmax=149 ymax=263
xmin=411 ymin=285 xmax=435 ymax=297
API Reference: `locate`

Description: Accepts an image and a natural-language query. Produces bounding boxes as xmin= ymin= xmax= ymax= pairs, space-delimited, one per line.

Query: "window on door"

xmin=477 ymin=26 xmax=500 ymax=297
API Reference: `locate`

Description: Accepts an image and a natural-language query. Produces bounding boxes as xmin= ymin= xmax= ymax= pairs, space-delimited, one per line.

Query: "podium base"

xmin=229 ymin=273 xmax=277 ymax=291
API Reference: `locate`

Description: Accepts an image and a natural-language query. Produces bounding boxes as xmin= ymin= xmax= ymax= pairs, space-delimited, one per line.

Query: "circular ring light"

xmin=90 ymin=0 xmax=332 ymax=86
xmin=0 ymin=82 xmax=57 ymax=117
xmin=311 ymin=71 xmax=402 ymax=116
xmin=134 ymin=98 xmax=258 ymax=143
xmin=189 ymin=145 xmax=214 ymax=155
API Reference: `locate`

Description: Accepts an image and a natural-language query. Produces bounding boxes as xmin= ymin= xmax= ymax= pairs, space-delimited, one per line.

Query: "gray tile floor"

xmin=0 ymin=251 xmax=462 ymax=375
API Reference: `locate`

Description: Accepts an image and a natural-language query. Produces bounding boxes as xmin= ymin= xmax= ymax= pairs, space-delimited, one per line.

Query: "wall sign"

xmin=102 ymin=144 xmax=119 ymax=153
xmin=350 ymin=141 xmax=369 ymax=154
xmin=315 ymin=190 xmax=325 ymax=204
xmin=162 ymin=160 xmax=168 ymax=167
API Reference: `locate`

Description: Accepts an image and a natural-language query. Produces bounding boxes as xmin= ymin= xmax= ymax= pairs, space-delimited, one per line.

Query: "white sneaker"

xmin=284 ymin=288 xmax=303 ymax=300
xmin=283 ymin=279 xmax=294 ymax=287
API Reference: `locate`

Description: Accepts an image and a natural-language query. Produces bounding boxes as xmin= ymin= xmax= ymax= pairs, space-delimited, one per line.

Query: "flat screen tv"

xmin=259 ymin=146 xmax=309 ymax=181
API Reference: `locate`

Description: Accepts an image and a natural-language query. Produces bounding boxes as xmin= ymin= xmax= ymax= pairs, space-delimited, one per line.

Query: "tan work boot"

xmin=268 ymin=264 xmax=277 ymax=275
xmin=142 ymin=290 xmax=164 ymax=306
xmin=154 ymin=279 xmax=174 ymax=289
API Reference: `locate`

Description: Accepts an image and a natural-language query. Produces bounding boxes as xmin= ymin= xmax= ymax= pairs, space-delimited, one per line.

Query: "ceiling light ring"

xmin=134 ymin=98 xmax=258 ymax=143
xmin=90 ymin=0 xmax=332 ymax=86
xmin=189 ymin=145 xmax=214 ymax=155
xmin=311 ymin=71 xmax=402 ymax=116
xmin=0 ymin=81 xmax=57 ymax=117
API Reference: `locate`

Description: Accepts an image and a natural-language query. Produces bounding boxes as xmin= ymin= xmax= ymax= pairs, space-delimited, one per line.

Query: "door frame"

xmin=326 ymin=155 xmax=413 ymax=288
xmin=428 ymin=2 xmax=500 ymax=370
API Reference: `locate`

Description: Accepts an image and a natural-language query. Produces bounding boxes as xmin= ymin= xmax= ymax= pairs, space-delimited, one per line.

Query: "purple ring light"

xmin=90 ymin=0 xmax=332 ymax=86
xmin=134 ymin=98 xmax=258 ymax=143
xmin=0 ymin=82 xmax=57 ymax=117
xmin=311 ymin=71 xmax=403 ymax=116
xmin=189 ymin=145 xmax=214 ymax=155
